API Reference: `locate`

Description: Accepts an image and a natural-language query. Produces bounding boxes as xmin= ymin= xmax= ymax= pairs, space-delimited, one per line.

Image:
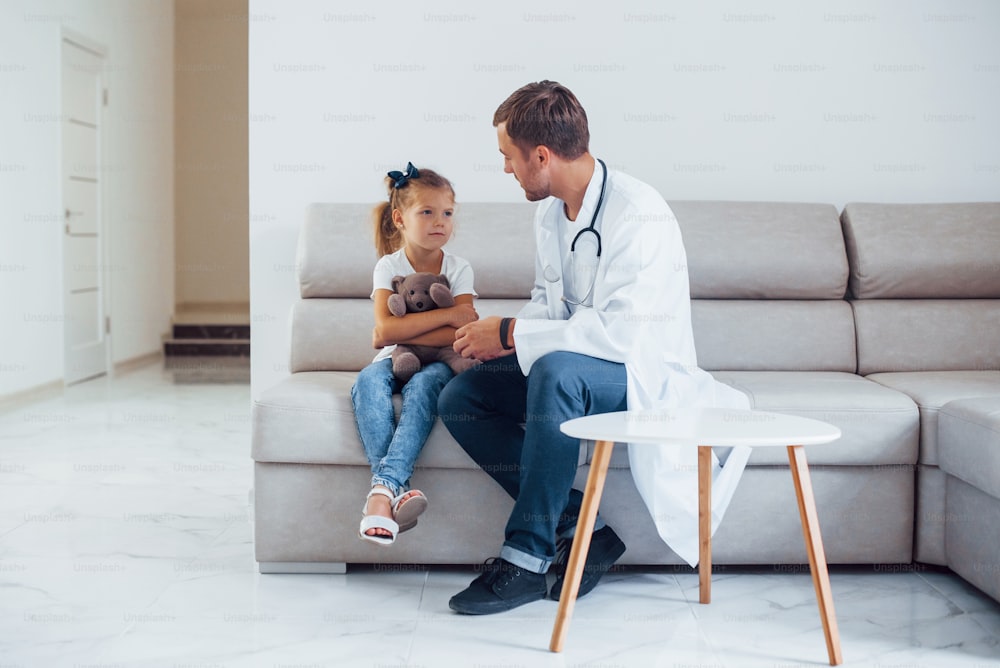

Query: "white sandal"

xmin=359 ymin=487 xmax=399 ymax=546
xmin=393 ymin=489 xmax=428 ymax=534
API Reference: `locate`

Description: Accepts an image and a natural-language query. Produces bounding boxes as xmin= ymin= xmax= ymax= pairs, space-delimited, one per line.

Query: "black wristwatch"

xmin=499 ymin=317 xmax=514 ymax=350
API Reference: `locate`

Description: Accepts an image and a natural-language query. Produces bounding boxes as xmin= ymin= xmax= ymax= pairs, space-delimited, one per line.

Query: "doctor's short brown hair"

xmin=493 ymin=80 xmax=590 ymax=160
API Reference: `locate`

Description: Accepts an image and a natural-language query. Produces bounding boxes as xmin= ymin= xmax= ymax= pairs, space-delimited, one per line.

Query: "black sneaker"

xmin=449 ymin=558 xmax=547 ymax=615
xmin=550 ymin=526 xmax=626 ymax=601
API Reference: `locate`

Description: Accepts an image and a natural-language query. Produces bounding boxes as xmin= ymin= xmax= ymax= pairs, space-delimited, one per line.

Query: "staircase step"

xmin=173 ymin=303 xmax=249 ymax=326
xmin=163 ymin=338 xmax=250 ymax=357
xmin=172 ymin=324 xmax=251 ymax=340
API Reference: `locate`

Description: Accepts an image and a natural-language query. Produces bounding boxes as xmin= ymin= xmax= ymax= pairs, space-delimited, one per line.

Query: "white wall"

xmin=249 ymin=0 xmax=1000 ymax=398
xmin=0 ymin=0 xmax=175 ymax=397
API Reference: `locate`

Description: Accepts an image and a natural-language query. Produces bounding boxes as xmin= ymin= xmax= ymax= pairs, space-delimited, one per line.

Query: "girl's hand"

xmin=448 ymin=303 xmax=479 ymax=328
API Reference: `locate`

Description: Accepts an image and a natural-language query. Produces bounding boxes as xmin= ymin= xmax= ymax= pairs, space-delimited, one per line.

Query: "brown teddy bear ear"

xmin=428 ymin=277 xmax=456 ymax=308
xmin=391 ymin=275 xmax=406 ymax=292
xmin=388 ymin=293 xmax=407 ymax=317
xmin=436 ymin=274 xmax=451 ymax=288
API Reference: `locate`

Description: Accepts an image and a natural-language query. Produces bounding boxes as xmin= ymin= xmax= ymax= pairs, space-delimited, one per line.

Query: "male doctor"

xmin=441 ymin=81 xmax=749 ymax=615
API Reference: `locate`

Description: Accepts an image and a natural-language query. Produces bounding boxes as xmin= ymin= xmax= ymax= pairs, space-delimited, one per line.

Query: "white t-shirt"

xmin=370 ymin=248 xmax=476 ymax=363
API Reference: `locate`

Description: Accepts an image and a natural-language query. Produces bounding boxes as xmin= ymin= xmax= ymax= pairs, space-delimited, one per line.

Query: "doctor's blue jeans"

xmin=351 ymin=358 xmax=453 ymax=497
xmin=437 ymin=351 xmax=628 ymax=574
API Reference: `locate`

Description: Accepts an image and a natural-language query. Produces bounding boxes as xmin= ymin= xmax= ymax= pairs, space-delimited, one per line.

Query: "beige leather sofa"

xmin=250 ymin=200 xmax=1000 ymax=603
xmin=841 ymin=203 xmax=1000 ymax=599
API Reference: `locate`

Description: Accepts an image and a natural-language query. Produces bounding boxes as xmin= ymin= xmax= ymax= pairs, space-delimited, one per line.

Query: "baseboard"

xmin=0 ymin=380 xmax=64 ymax=413
xmin=258 ymin=562 xmax=347 ymax=574
xmin=113 ymin=351 xmax=163 ymax=375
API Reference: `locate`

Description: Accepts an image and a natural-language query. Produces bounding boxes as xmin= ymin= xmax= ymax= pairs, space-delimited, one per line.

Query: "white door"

xmin=61 ymin=35 xmax=109 ymax=384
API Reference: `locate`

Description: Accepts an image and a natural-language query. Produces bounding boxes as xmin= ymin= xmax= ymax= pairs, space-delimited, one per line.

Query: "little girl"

xmin=352 ymin=162 xmax=478 ymax=545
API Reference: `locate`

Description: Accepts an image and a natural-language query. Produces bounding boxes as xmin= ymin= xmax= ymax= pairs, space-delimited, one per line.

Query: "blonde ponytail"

xmin=372 ymin=201 xmax=402 ymax=257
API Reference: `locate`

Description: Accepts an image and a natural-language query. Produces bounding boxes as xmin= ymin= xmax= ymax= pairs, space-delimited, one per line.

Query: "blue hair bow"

xmin=388 ymin=162 xmax=420 ymax=189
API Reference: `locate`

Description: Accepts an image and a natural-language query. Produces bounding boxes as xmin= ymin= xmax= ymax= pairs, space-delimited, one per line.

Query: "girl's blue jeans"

xmin=351 ymin=358 xmax=453 ymax=497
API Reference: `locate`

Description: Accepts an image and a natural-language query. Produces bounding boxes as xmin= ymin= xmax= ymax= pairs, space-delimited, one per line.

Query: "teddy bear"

xmin=387 ymin=272 xmax=479 ymax=384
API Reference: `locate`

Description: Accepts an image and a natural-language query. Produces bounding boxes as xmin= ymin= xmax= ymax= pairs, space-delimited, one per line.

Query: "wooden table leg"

xmin=787 ymin=445 xmax=843 ymax=666
xmin=550 ymin=438 xmax=615 ymax=652
xmin=698 ymin=445 xmax=712 ymax=604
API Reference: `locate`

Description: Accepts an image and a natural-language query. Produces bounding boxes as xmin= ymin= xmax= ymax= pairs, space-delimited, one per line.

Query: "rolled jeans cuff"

xmin=370 ymin=476 xmax=401 ymax=498
xmin=500 ymin=543 xmax=550 ymax=574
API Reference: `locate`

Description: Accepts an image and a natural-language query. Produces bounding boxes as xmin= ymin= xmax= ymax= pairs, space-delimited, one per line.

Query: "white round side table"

xmin=552 ymin=408 xmax=843 ymax=665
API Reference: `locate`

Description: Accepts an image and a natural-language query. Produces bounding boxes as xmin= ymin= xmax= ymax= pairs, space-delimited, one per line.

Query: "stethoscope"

xmin=543 ymin=158 xmax=608 ymax=310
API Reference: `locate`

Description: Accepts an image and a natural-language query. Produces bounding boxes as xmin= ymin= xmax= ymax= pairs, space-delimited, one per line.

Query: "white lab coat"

xmin=512 ymin=162 xmax=750 ymax=567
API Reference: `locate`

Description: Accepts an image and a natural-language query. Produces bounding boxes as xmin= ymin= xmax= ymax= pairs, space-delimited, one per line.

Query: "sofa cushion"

xmin=938 ymin=397 xmax=1000 ymax=499
xmin=289 ymin=298 xmax=528 ymax=373
xmin=290 ymin=299 xmax=374 ymax=374
xmin=251 ymin=371 xmax=587 ymax=470
xmin=853 ymin=300 xmax=1000 ymax=375
xmin=606 ymin=371 xmax=918 ymax=469
xmin=841 ymin=202 xmax=1000 ymax=299
xmin=298 ymin=203 xmax=378 ymax=298
xmin=670 ymin=201 xmax=847 ymax=299
xmin=252 ymin=371 xmax=371 ymax=466
xmin=692 ymin=300 xmax=855 ymax=372
xmin=864 ymin=371 xmax=1000 ymax=465
xmin=298 ymin=202 xmax=536 ymax=300
xmin=438 ymin=202 xmax=536 ymax=299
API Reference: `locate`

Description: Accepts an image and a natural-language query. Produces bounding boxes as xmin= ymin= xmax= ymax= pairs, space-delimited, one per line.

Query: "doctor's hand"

xmin=453 ymin=316 xmax=516 ymax=362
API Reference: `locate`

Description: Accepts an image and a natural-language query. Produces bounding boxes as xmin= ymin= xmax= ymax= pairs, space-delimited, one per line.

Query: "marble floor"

xmin=1 ymin=360 xmax=999 ymax=668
